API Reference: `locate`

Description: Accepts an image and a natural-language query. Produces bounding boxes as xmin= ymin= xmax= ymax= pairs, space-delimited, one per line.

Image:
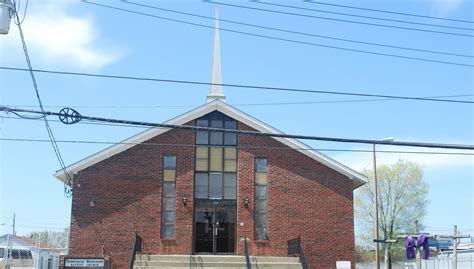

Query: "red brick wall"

xmin=69 ymin=118 xmax=356 ymax=269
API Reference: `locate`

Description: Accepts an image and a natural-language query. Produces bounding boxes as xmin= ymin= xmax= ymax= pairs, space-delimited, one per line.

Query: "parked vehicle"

xmin=0 ymin=246 xmax=34 ymax=269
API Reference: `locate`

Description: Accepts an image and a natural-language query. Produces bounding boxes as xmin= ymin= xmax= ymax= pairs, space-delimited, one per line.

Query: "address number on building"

xmin=65 ymin=259 xmax=105 ymax=267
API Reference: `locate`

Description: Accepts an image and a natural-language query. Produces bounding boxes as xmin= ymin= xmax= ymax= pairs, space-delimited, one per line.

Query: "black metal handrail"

xmin=129 ymin=233 xmax=142 ymax=269
xmin=244 ymin=237 xmax=251 ymax=269
xmin=288 ymin=236 xmax=310 ymax=269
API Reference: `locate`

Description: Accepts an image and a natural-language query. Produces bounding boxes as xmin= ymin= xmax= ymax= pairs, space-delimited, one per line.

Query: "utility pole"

xmin=6 ymin=213 xmax=15 ymax=269
xmin=388 ymin=224 xmax=469 ymax=269
xmin=453 ymin=225 xmax=458 ymax=269
xmin=12 ymin=213 xmax=15 ymax=236
xmin=373 ymin=144 xmax=380 ymax=269
xmin=372 ymin=138 xmax=394 ymax=269
xmin=35 ymin=234 xmax=41 ymax=269
xmin=415 ymin=220 xmax=421 ymax=269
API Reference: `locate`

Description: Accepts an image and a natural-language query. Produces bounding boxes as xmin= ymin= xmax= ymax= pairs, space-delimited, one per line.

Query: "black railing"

xmin=129 ymin=233 xmax=142 ymax=269
xmin=244 ymin=237 xmax=251 ymax=269
xmin=288 ymin=236 xmax=310 ymax=269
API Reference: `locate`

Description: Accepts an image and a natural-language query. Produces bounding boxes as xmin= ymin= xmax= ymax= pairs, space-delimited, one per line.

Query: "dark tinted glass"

xmin=255 ymin=199 xmax=267 ymax=213
xmin=195 ymin=173 xmax=209 ymax=199
xmin=224 ymin=120 xmax=237 ymax=129
xmin=196 ymin=131 xmax=208 ymax=144
xmin=255 ymin=228 xmax=268 ymax=240
xmin=255 ymin=186 xmax=267 ymax=199
xmin=210 ymin=132 xmax=223 ymax=145
xmin=224 ymin=133 xmax=237 ymax=145
xmin=163 ymin=183 xmax=176 ymax=198
xmin=196 ymin=119 xmax=208 ymax=127
xmin=255 ymin=213 xmax=268 ymax=228
xmin=161 ymin=225 xmax=175 ymax=238
xmin=164 ymin=156 xmax=176 ymax=168
xmin=0 ymin=248 xmax=4 ymax=258
xmin=255 ymin=158 xmax=268 ymax=172
xmin=163 ymin=198 xmax=176 ymax=211
xmin=209 ymin=173 xmax=223 ymax=199
xmin=210 ymin=120 xmax=223 ymax=128
xmin=12 ymin=250 xmax=19 ymax=259
xmin=162 ymin=212 xmax=175 ymax=225
xmin=224 ymin=174 xmax=237 ymax=199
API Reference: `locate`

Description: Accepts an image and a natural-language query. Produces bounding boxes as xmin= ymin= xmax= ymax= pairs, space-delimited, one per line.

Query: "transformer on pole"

xmin=0 ymin=0 xmax=14 ymax=34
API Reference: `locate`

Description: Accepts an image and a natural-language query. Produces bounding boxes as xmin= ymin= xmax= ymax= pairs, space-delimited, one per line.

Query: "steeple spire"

xmin=207 ymin=7 xmax=226 ymax=103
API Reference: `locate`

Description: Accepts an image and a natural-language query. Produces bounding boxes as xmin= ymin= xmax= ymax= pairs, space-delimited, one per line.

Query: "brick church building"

xmin=55 ymin=10 xmax=367 ymax=269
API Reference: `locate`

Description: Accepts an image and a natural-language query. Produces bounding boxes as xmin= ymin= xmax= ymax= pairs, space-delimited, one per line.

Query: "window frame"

xmin=194 ymin=112 xmax=238 ymax=201
xmin=254 ymin=158 xmax=269 ymax=240
xmin=161 ymin=154 xmax=177 ymax=238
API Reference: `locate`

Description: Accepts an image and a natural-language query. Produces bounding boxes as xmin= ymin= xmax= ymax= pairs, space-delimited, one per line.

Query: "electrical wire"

xmin=2 ymin=137 xmax=474 ymax=156
xmin=15 ymin=0 xmax=28 ymax=25
xmin=2 ymin=66 xmax=474 ymax=104
xmin=81 ymin=1 xmax=474 ymax=67
xmin=1 ymin=106 xmax=474 ymax=150
xmin=4 ymin=93 xmax=474 ymax=111
xmin=13 ymin=224 xmax=67 ymax=230
xmin=304 ymin=1 xmax=474 ymax=24
xmin=204 ymin=1 xmax=474 ymax=38
xmin=3 ymin=116 xmax=474 ymax=156
xmin=125 ymin=1 xmax=473 ymax=59
xmin=254 ymin=1 xmax=474 ymax=31
xmin=12 ymin=4 xmax=73 ymax=197
xmin=1 ymin=115 xmax=152 ymax=128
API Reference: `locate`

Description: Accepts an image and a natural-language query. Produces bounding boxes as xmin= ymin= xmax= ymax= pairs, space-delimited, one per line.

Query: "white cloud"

xmin=0 ymin=1 xmax=125 ymax=70
xmin=432 ymin=0 xmax=465 ymax=14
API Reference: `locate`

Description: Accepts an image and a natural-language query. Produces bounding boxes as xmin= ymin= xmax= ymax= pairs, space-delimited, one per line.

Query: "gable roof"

xmin=54 ymin=99 xmax=367 ymax=189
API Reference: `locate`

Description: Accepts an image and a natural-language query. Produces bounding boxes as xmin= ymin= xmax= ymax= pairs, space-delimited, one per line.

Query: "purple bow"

xmin=406 ymin=235 xmax=416 ymax=260
xmin=416 ymin=234 xmax=430 ymax=260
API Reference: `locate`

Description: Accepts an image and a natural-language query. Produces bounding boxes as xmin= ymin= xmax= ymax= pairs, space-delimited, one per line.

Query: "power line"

xmin=304 ymin=0 xmax=474 ymax=24
xmin=204 ymin=1 xmax=474 ymax=38
xmin=1 ymin=115 xmax=148 ymax=129
xmin=125 ymin=1 xmax=473 ymax=59
xmin=3 ymin=115 xmax=474 ymax=156
xmin=1 ymin=106 xmax=474 ymax=150
xmin=2 ymin=137 xmax=474 ymax=156
xmin=254 ymin=1 xmax=474 ymax=32
xmin=11 ymin=4 xmax=73 ymax=197
xmin=13 ymin=224 xmax=67 ymax=230
xmin=2 ymin=66 xmax=474 ymax=104
xmin=4 ymin=93 xmax=474 ymax=110
xmin=81 ymin=1 xmax=474 ymax=67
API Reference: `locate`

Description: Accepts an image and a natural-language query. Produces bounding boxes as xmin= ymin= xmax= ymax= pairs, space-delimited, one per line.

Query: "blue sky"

xmin=1 ymin=0 xmax=473 ymax=240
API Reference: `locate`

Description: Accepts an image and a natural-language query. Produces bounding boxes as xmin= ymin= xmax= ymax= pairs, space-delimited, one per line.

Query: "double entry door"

xmin=194 ymin=200 xmax=236 ymax=254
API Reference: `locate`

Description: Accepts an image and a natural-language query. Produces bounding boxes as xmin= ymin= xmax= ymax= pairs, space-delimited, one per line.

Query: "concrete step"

xmin=134 ymin=255 xmax=302 ymax=269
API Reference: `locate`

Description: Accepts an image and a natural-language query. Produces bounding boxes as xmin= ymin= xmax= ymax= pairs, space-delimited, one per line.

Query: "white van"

xmin=0 ymin=246 xmax=34 ymax=269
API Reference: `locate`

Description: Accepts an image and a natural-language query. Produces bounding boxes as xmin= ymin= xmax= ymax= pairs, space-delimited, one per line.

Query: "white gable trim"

xmin=54 ymin=100 xmax=367 ymax=189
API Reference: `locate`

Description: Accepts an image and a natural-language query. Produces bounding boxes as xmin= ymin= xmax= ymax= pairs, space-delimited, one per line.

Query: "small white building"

xmin=0 ymin=234 xmax=62 ymax=269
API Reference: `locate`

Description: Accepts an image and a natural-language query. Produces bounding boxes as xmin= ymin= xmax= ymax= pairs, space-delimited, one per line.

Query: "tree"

xmin=29 ymin=228 xmax=69 ymax=249
xmin=355 ymin=159 xmax=428 ymax=269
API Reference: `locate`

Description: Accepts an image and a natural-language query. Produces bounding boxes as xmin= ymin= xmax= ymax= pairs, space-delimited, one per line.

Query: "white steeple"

xmin=206 ymin=7 xmax=226 ymax=103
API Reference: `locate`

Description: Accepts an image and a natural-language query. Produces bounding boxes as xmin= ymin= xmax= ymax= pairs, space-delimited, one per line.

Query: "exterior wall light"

xmin=243 ymin=197 xmax=250 ymax=208
xmin=89 ymin=200 xmax=95 ymax=207
xmin=182 ymin=196 xmax=188 ymax=206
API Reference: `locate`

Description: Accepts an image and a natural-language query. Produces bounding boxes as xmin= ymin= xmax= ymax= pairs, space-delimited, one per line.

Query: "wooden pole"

xmin=373 ymin=144 xmax=380 ymax=269
xmin=415 ymin=220 xmax=422 ymax=269
xmin=453 ymin=225 xmax=458 ymax=269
